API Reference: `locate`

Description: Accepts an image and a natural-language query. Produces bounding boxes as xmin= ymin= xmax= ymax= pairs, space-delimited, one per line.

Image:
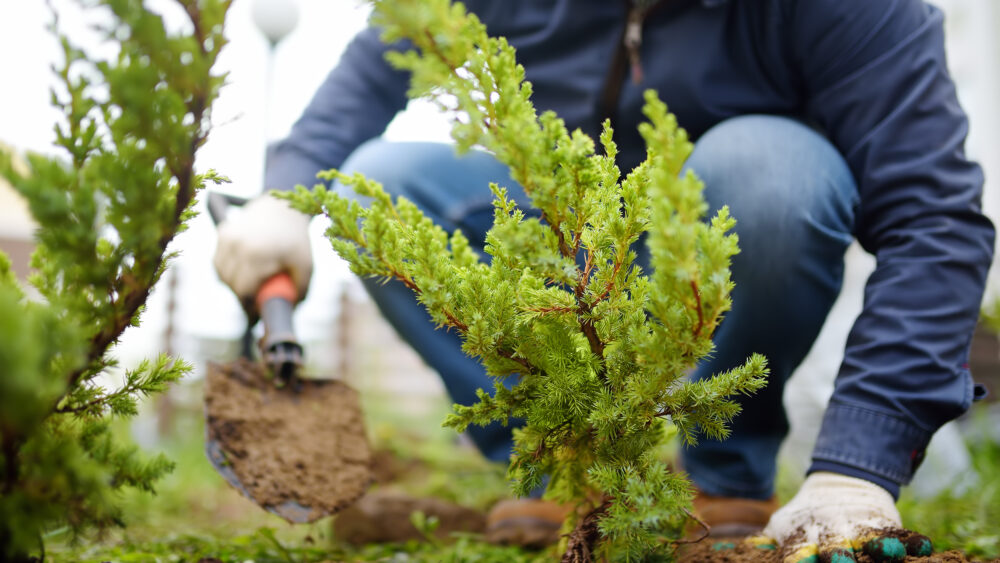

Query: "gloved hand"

xmin=754 ymin=472 xmax=933 ymax=563
xmin=213 ymin=193 xmax=313 ymax=306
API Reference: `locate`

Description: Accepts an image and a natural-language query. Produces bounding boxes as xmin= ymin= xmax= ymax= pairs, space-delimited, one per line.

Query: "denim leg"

xmin=678 ymin=115 xmax=859 ymax=500
xmin=336 ymin=139 xmax=523 ymax=462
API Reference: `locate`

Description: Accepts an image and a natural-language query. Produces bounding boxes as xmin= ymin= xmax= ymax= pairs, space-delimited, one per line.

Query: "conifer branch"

xmin=56 ymin=393 xmax=111 ymax=415
xmin=497 ymin=348 xmax=537 ymax=374
xmin=417 ymin=26 xmax=575 ymax=261
xmin=0 ymin=1 xmax=228 ymax=555
xmin=654 ymin=406 xmax=676 ymax=418
xmin=669 ymin=509 xmax=710 ymax=545
xmin=590 ymin=253 xmax=626 ymax=306
xmin=574 ymin=252 xmax=606 ymax=360
xmin=492 ymin=338 xmax=541 ymax=376
xmin=66 ymin=1 xmax=219 ymax=390
xmin=373 ymin=259 xmax=468 ymax=332
xmin=579 ymin=314 xmax=605 ymax=361
xmin=525 ymin=419 xmax=572 ymax=462
xmin=301 ymin=3 xmax=773 ymax=560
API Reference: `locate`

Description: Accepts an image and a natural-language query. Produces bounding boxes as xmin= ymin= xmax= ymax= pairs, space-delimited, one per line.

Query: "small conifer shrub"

xmin=287 ymin=0 xmax=768 ymax=560
xmin=0 ymin=0 xmax=229 ymax=559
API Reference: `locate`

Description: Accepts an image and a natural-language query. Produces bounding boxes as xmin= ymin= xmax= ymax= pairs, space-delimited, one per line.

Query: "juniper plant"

xmin=286 ymin=1 xmax=768 ymax=560
xmin=0 ymin=1 xmax=229 ymax=559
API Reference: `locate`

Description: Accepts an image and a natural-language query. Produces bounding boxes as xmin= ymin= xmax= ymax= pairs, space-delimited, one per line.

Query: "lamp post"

xmin=251 ymin=0 xmax=300 ymax=147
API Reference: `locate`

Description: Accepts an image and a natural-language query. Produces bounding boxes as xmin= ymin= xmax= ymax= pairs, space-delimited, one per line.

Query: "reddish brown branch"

xmin=442 ymin=310 xmax=469 ymax=333
xmin=580 ymin=317 xmax=604 ymax=361
xmin=562 ymin=499 xmax=612 ymax=563
xmin=572 ymin=251 xmax=606 ymax=361
xmin=689 ymin=279 xmax=704 ymax=337
xmin=591 ymin=255 xmax=625 ymax=306
xmin=530 ymin=419 xmax=572 ymax=461
xmin=577 ymin=251 xmax=595 ymax=295
xmin=497 ymin=347 xmax=537 ymax=375
xmin=654 ymin=405 xmax=676 ymax=418
xmin=382 ymin=264 xmax=469 ymax=333
xmin=572 ymin=223 xmax=584 ymax=256
xmin=669 ymin=508 xmax=710 ymax=545
xmin=554 ymin=222 xmax=574 ymax=259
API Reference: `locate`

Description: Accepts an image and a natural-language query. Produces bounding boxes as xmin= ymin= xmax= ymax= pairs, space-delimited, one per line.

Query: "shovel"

xmin=203 ymin=192 xmax=373 ymax=523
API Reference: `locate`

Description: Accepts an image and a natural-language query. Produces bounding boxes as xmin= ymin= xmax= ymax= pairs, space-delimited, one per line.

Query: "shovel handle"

xmin=256 ymin=272 xmax=297 ymax=310
xmin=256 ymin=273 xmax=303 ymax=382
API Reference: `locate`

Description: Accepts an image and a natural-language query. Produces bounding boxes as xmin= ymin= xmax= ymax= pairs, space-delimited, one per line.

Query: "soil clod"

xmin=332 ymin=489 xmax=486 ymax=544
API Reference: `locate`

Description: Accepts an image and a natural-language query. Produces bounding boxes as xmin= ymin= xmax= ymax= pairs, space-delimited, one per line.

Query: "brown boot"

xmin=485 ymin=498 xmax=574 ymax=549
xmin=690 ymin=491 xmax=779 ymax=537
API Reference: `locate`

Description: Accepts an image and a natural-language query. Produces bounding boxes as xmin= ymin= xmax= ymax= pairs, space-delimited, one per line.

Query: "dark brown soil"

xmin=204 ymin=358 xmax=373 ymax=522
xmin=368 ymin=448 xmax=427 ymax=485
xmin=332 ymin=489 xmax=486 ymax=544
xmin=678 ymin=536 xmax=986 ymax=563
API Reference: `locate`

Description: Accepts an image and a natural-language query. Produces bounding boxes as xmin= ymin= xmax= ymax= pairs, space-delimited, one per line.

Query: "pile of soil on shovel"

xmin=204 ymin=358 xmax=373 ymax=521
xmin=678 ymin=534 xmax=983 ymax=563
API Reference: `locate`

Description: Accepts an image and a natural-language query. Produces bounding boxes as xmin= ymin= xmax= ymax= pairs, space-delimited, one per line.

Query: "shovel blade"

xmin=204 ymin=358 xmax=372 ymax=523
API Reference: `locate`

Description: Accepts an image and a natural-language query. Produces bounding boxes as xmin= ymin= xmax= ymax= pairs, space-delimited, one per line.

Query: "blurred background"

xmin=1 ymin=0 xmax=999 ymax=559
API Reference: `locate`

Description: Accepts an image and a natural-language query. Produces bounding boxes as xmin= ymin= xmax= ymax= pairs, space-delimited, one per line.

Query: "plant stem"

xmin=563 ymin=499 xmax=611 ymax=563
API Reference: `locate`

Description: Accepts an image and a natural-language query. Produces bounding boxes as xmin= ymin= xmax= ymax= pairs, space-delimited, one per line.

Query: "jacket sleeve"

xmin=264 ymin=25 xmax=412 ymax=192
xmin=790 ymin=0 xmax=995 ymax=493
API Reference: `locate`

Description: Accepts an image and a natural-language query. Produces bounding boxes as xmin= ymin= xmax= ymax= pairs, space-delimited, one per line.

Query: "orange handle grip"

xmin=255 ymin=272 xmax=297 ymax=310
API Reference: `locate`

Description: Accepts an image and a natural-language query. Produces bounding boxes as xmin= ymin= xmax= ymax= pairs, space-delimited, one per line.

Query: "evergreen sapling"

xmin=285 ymin=0 xmax=769 ymax=560
xmin=0 ymin=0 xmax=229 ymax=559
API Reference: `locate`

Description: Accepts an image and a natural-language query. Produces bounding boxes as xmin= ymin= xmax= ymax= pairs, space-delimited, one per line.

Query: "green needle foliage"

xmin=286 ymin=1 xmax=768 ymax=561
xmin=0 ymin=0 xmax=229 ymax=559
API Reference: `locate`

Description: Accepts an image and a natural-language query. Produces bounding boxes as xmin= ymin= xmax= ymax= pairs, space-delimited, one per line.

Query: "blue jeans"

xmin=335 ymin=115 xmax=859 ymax=499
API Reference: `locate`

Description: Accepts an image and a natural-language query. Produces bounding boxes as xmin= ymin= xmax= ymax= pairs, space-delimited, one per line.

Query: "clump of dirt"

xmin=677 ymin=535 xmax=981 ymax=563
xmin=332 ymin=489 xmax=486 ymax=545
xmin=368 ymin=448 xmax=427 ymax=485
xmin=204 ymin=358 xmax=373 ymax=522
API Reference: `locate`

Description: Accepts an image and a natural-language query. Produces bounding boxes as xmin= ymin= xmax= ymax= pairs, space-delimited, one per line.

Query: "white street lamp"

xmin=250 ymin=0 xmax=300 ymax=179
xmin=251 ymin=0 xmax=300 ymax=47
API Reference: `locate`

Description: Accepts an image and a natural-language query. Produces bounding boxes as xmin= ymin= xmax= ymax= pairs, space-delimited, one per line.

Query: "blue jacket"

xmin=266 ymin=0 xmax=994 ymax=494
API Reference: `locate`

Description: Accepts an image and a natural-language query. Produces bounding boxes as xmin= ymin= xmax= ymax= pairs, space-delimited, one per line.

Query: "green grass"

xmin=45 ymin=385 xmax=545 ymax=562
xmin=897 ymin=412 xmax=1000 ymax=560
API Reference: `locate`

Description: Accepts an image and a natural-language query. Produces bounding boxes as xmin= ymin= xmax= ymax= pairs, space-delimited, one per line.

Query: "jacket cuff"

xmin=264 ymin=144 xmax=333 ymax=193
xmin=809 ymin=401 xmax=933 ymax=497
xmin=807 ymin=460 xmax=901 ymax=499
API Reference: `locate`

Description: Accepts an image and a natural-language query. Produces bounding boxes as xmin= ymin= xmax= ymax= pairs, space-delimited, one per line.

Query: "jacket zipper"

xmin=625 ymin=0 xmax=661 ymax=83
xmin=599 ymin=0 xmax=665 ymax=131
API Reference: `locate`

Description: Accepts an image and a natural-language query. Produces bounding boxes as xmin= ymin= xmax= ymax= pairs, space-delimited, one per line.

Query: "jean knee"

xmin=686 ymin=115 xmax=858 ymax=258
xmin=338 ymin=139 xmax=445 ymax=199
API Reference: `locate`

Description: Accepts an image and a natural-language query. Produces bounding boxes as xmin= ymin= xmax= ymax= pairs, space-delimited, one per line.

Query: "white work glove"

xmin=213 ymin=193 xmax=313 ymax=305
xmin=755 ymin=472 xmax=932 ymax=563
